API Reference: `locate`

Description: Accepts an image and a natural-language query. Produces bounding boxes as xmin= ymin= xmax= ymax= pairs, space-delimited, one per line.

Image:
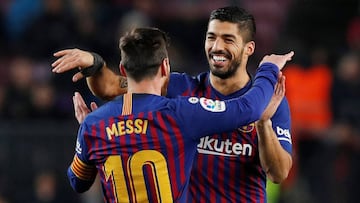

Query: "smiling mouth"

xmin=213 ymin=55 xmax=227 ymax=62
xmin=211 ymin=55 xmax=228 ymax=67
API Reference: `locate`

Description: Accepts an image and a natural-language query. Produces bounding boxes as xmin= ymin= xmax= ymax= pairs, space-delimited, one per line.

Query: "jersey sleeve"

xmin=67 ymin=123 xmax=97 ymax=193
xmin=174 ymin=63 xmax=279 ymax=139
xmin=271 ymin=97 xmax=292 ymax=154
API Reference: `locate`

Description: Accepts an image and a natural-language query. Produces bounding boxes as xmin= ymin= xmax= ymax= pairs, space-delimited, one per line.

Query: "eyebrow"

xmin=207 ymin=32 xmax=236 ymax=40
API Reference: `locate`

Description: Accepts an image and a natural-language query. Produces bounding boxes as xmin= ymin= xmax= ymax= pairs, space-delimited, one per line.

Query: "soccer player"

xmin=64 ymin=27 xmax=292 ymax=202
xmin=53 ymin=7 xmax=293 ymax=202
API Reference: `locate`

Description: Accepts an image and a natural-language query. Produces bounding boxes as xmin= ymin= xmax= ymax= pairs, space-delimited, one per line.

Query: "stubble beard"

xmin=209 ymin=55 xmax=242 ymax=80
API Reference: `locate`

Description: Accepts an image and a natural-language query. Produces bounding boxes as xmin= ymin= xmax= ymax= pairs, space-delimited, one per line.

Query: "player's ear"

xmin=245 ymin=41 xmax=255 ymax=56
xmin=161 ymin=58 xmax=170 ymax=77
xmin=120 ymin=64 xmax=127 ymax=77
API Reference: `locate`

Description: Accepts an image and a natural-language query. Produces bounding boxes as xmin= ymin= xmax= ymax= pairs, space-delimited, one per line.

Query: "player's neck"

xmin=209 ymin=67 xmax=250 ymax=96
xmin=126 ymin=78 xmax=162 ymax=96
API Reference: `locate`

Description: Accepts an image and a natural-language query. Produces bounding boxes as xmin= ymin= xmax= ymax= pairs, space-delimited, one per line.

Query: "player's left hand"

xmin=73 ymin=92 xmax=98 ymax=124
xmin=259 ymin=51 xmax=294 ymax=71
xmin=52 ymin=48 xmax=94 ymax=82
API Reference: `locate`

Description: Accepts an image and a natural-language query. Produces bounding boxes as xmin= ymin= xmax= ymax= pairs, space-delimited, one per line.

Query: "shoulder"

xmin=277 ymin=97 xmax=290 ymax=114
xmin=271 ymin=97 xmax=291 ymax=123
xmin=83 ymin=99 xmax=122 ymax=124
xmin=167 ymin=72 xmax=209 ymax=97
xmin=279 ymin=97 xmax=290 ymax=109
xmin=170 ymin=71 xmax=208 ymax=83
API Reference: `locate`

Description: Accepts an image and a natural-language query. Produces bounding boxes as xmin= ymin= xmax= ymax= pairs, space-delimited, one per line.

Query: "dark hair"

xmin=209 ymin=6 xmax=256 ymax=42
xmin=119 ymin=27 xmax=169 ymax=82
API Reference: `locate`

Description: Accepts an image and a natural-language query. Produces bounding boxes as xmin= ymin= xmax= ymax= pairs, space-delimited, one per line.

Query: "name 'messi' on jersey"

xmin=105 ymin=119 xmax=149 ymax=140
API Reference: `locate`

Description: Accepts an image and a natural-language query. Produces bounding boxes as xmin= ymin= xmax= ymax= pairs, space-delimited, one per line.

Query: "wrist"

xmin=80 ymin=52 xmax=104 ymax=77
xmin=255 ymin=119 xmax=272 ymax=127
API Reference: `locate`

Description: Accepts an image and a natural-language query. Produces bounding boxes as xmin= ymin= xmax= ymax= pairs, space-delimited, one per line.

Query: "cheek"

xmin=205 ymin=41 xmax=213 ymax=51
xmin=231 ymin=48 xmax=244 ymax=61
xmin=233 ymin=45 xmax=245 ymax=56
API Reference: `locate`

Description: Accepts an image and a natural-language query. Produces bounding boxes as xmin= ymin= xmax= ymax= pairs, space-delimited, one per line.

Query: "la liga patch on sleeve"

xmin=199 ymin=97 xmax=226 ymax=112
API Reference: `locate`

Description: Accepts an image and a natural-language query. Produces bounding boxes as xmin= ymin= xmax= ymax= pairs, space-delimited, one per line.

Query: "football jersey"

xmin=67 ymin=63 xmax=280 ymax=203
xmin=167 ymin=67 xmax=292 ymax=203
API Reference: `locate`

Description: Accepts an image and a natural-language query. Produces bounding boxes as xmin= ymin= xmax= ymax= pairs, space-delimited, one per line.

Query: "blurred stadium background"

xmin=0 ymin=0 xmax=359 ymax=202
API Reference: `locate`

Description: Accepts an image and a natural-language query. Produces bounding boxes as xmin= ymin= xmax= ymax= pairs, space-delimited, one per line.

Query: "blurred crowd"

xmin=0 ymin=0 xmax=359 ymax=202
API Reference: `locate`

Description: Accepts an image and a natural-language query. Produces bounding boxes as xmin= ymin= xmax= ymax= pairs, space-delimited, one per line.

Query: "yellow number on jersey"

xmin=103 ymin=150 xmax=173 ymax=202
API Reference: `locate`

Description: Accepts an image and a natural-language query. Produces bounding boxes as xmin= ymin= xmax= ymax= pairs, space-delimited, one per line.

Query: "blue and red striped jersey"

xmin=167 ymin=67 xmax=292 ymax=203
xmin=67 ymin=63 xmax=280 ymax=203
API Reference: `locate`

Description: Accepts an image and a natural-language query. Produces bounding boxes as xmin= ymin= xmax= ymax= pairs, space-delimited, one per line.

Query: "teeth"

xmin=213 ymin=55 xmax=226 ymax=62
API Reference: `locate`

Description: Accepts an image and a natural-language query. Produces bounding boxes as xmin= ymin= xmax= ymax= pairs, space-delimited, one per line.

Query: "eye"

xmin=224 ymin=38 xmax=234 ymax=43
xmin=206 ymin=35 xmax=216 ymax=40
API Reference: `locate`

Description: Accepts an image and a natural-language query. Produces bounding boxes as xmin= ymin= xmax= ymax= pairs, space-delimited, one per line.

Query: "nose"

xmin=211 ymin=38 xmax=225 ymax=51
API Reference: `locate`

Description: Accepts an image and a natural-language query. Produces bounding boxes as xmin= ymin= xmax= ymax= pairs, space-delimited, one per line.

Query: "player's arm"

xmin=52 ymin=48 xmax=127 ymax=100
xmin=86 ymin=65 xmax=127 ymax=101
xmin=67 ymin=155 xmax=97 ymax=193
xmin=67 ymin=124 xmax=97 ymax=193
xmin=256 ymin=76 xmax=292 ymax=184
xmin=180 ymin=52 xmax=294 ymax=137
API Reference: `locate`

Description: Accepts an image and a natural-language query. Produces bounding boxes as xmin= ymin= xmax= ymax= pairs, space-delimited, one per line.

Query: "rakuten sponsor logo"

xmin=197 ymin=136 xmax=253 ymax=157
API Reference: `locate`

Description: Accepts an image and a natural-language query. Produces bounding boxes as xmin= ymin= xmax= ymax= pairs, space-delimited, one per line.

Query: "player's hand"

xmin=258 ymin=72 xmax=285 ymax=122
xmin=52 ymin=48 xmax=94 ymax=82
xmin=73 ymin=92 xmax=98 ymax=124
xmin=259 ymin=51 xmax=294 ymax=71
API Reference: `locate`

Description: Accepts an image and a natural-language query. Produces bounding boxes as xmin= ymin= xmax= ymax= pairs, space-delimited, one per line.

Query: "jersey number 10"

xmin=103 ymin=150 xmax=174 ymax=202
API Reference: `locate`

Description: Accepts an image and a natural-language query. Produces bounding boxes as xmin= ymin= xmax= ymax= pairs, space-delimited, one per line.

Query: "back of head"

xmin=209 ymin=6 xmax=256 ymax=42
xmin=120 ymin=27 xmax=169 ymax=82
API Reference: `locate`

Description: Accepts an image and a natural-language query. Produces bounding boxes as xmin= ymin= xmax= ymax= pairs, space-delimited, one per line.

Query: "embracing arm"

xmin=67 ymin=123 xmax=98 ymax=193
xmin=67 ymin=154 xmax=97 ymax=193
xmin=182 ymin=52 xmax=294 ymax=138
xmin=256 ymin=76 xmax=292 ymax=183
xmin=52 ymin=48 xmax=127 ymax=100
xmin=86 ymin=64 xmax=127 ymax=101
